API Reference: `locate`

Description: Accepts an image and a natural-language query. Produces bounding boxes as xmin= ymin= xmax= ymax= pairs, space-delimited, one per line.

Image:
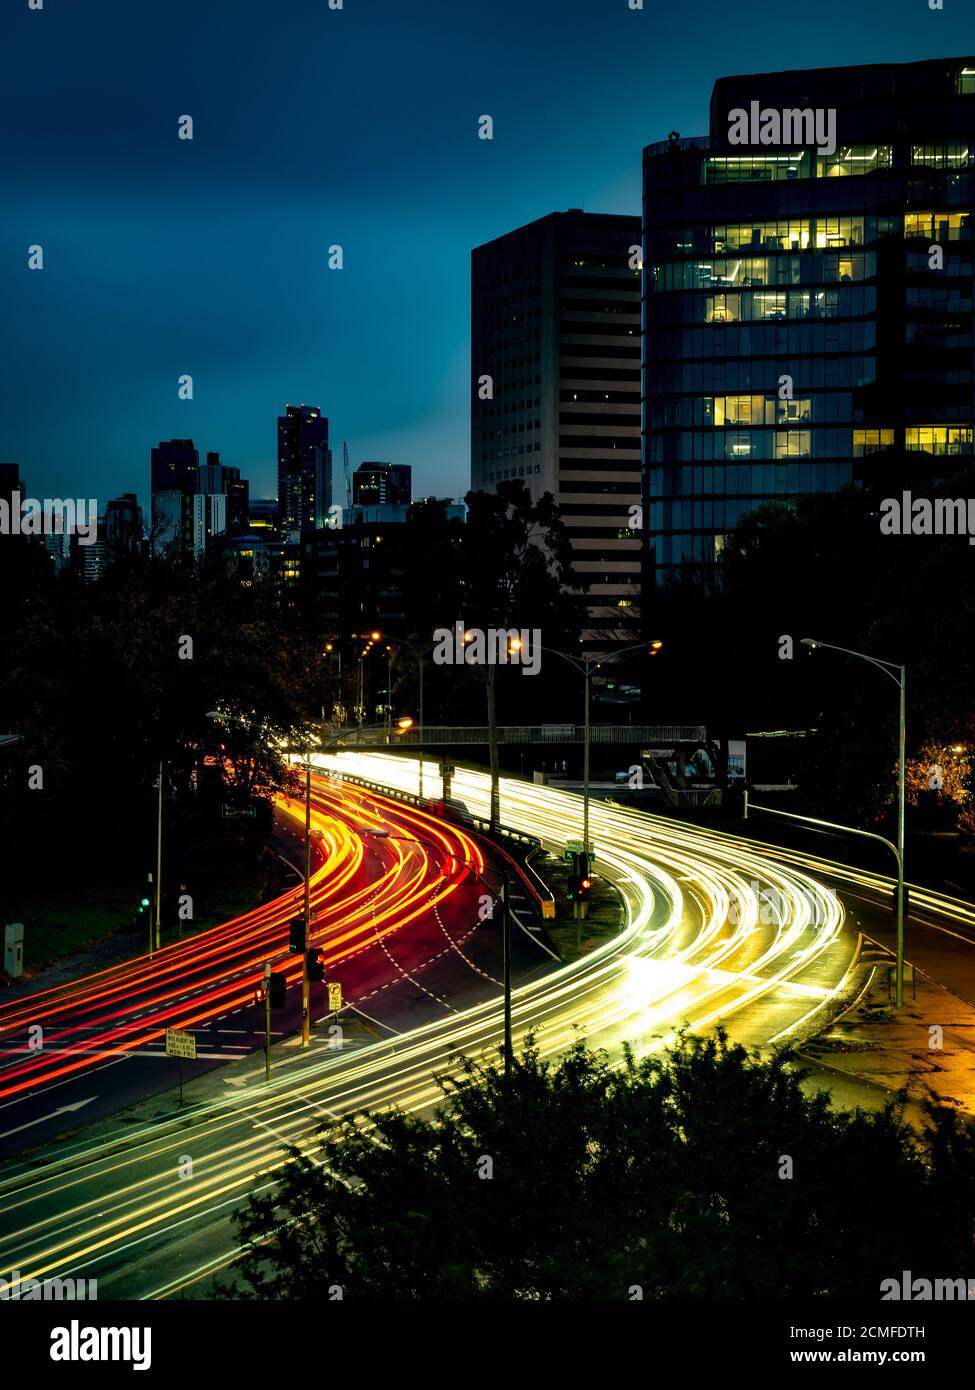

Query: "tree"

xmin=222 ymin=1032 xmax=975 ymax=1300
xmin=0 ymin=546 xmax=320 ymax=894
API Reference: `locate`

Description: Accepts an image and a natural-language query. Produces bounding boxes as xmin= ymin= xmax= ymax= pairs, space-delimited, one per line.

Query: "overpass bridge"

xmin=339 ymin=724 xmax=706 ymax=746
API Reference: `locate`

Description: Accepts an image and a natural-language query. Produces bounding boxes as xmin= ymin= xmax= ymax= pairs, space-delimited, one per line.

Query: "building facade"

xmin=151 ymin=439 xmax=199 ymax=558
xmin=471 ymin=209 xmax=642 ymax=641
xmin=352 ymin=462 xmax=412 ymax=507
xmin=643 ymin=57 xmax=975 ymax=587
xmin=277 ymin=405 xmax=332 ymax=537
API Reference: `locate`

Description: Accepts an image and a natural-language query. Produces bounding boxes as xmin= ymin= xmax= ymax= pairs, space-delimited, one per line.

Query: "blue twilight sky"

xmin=1 ymin=0 xmax=972 ymax=511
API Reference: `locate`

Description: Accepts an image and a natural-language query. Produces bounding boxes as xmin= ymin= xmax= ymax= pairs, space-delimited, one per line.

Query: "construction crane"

xmin=342 ymin=440 xmax=352 ymax=509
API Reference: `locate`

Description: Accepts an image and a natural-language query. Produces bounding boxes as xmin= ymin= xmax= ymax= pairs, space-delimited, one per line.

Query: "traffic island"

xmin=532 ymin=851 xmax=626 ymax=961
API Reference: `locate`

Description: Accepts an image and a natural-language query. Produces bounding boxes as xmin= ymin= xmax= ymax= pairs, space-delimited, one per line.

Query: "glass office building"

xmin=643 ymin=58 xmax=975 ymax=586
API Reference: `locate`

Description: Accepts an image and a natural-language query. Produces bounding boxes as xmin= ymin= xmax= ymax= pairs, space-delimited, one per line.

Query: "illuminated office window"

xmin=705 ymin=293 xmax=742 ymax=323
xmin=904 ymin=211 xmax=971 ymax=240
xmin=905 ymin=426 xmax=974 ymax=455
xmin=911 ymin=143 xmax=973 ymax=168
xmin=777 ymin=399 xmax=812 ymax=423
xmin=774 ymin=431 xmax=812 ymax=458
xmin=817 ymin=146 xmax=892 ymax=177
xmin=853 ymin=429 xmax=895 ymax=456
xmin=702 ymin=153 xmax=808 ymax=184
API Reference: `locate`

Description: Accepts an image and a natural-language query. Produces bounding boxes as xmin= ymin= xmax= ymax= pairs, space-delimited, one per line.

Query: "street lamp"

xmin=361 ymin=828 xmax=513 ymax=1076
xmin=352 ymin=631 xmax=383 ymax=728
xmin=540 ymin=640 xmax=663 ymax=874
xmin=324 ymin=643 xmax=343 ymax=724
xmin=377 ymin=636 xmax=439 ymax=798
xmin=801 ymin=637 xmax=907 ymax=1006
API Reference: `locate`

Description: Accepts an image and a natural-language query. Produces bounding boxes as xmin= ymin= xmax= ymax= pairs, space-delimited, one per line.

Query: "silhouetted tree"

xmin=223 ymin=1032 xmax=975 ymax=1300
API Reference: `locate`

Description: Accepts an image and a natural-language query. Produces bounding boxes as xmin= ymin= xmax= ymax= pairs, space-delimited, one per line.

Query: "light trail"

xmin=0 ymin=781 xmax=486 ymax=1102
xmin=0 ymin=758 xmax=866 ymax=1298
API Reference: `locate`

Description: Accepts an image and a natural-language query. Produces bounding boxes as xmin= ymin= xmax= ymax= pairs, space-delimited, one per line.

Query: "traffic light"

xmin=289 ymin=918 xmax=304 ymax=953
xmin=139 ymin=896 xmax=150 ymax=913
xmin=306 ymin=949 xmax=325 ymax=983
xmin=566 ymin=875 xmax=581 ymax=902
xmin=578 ymin=876 xmax=592 ymax=902
xmin=269 ymin=972 xmax=287 ymax=1009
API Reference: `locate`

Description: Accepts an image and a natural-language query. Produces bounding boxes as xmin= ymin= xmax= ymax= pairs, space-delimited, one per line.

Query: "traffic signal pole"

xmin=582 ymin=659 xmax=591 ymax=877
xmin=501 ymin=869 xmax=512 ymax=1078
xmin=264 ymin=963 xmax=272 ymax=1084
xmin=302 ymin=754 xmax=311 ymax=1048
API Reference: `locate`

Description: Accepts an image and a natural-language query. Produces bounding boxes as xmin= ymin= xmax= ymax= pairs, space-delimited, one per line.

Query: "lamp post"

xmin=801 ymin=637 xmax=907 ymax=1007
xmin=362 ymin=828 xmax=513 ymax=1076
xmin=380 ymin=635 xmax=439 ymax=797
xmin=540 ymin=640 xmax=663 ymax=871
xmin=154 ymin=758 xmax=164 ymax=953
xmin=324 ymin=643 xmax=343 ymax=724
xmin=352 ymin=631 xmax=382 ymax=729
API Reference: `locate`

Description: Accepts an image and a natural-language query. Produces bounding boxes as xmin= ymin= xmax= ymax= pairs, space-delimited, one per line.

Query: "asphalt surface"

xmin=0 ymin=781 xmax=534 ymax=1162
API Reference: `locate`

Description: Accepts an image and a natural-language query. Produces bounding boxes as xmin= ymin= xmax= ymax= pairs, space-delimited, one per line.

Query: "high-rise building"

xmin=150 ymin=439 xmax=198 ymax=494
xmin=643 ymin=57 xmax=975 ymax=588
xmin=151 ymin=439 xmax=199 ymax=558
xmin=78 ymin=493 xmax=143 ymax=581
xmin=102 ymin=493 xmax=142 ymax=559
xmin=199 ymin=452 xmax=248 ymax=533
xmin=352 ymin=462 xmax=412 ymax=507
xmin=277 ymin=405 xmax=331 ymax=536
xmin=471 ymin=210 xmax=642 ymax=640
xmin=190 ymin=493 xmax=227 ymax=557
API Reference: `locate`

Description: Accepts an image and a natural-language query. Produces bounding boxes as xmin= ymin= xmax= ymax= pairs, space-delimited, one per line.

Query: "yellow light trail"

xmin=0 ymin=758 xmax=875 ymax=1299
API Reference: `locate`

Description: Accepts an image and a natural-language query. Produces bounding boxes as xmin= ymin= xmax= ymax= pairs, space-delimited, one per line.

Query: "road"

xmin=0 ymin=779 xmax=511 ymax=1160
xmin=0 ymin=759 xmax=866 ymax=1299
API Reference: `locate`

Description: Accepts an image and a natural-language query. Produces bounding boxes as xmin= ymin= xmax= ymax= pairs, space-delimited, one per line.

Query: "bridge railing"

xmin=335 ymin=724 xmax=706 ymax=746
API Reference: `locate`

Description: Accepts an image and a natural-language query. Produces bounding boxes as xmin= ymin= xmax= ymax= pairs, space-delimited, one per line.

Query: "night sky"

xmin=2 ymin=0 xmax=971 ymax=511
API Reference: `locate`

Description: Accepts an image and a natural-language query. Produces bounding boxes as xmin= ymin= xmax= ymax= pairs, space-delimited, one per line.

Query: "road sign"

xmin=221 ymin=803 xmax=257 ymax=819
xmin=564 ymin=840 xmax=595 ymax=861
xmin=165 ymin=1027 xmax=197 ymax=1060
xmin=327 ymin=982 xmax=343 ymax=1012
xmin=3 ymin=923 xmax=24 ymax=979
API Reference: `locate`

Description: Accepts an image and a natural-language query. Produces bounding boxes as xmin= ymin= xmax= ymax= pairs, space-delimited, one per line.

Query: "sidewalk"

xmin=793 ymin=965 xmax=975 ymax=1125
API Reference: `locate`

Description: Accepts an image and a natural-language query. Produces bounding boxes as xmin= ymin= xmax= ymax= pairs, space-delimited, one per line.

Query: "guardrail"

xmin=315 ymin=766 xmax=556 ymax=920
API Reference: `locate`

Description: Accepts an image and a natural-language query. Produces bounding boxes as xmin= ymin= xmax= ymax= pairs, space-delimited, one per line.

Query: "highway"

xmin=0 ymin=779 xmax=499 ymax=1158
xmin=0 ymin=758 xmax=865 ymax=1299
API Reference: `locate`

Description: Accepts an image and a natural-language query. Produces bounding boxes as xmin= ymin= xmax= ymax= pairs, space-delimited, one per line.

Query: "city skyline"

xmin=3 ymin=0 xmax=974 ymax=508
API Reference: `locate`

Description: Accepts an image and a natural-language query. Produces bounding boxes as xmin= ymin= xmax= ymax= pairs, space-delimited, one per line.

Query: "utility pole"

xmin=800 ymin=639 xmax=908 ymax=1007
xmin=154 ymin=759 xmax=163 ymax=953
xmin=264 ymin=962 xmax=272 ymax=1084
xmin=386 ymin=647 xmax=392 ymax=743
xmin=418 ymin=654 xmax=425 ymax=799
xmin=896 ymin=666 xmax=907 ymax=1009
xmin=302 ymin=753 xmax=311 ymax=1047
xmin=501 ymin=869 xmax=512 ymax=1079
xmin=582 ymin=658 xmax=592 ymax=872
xmin=487 ymin=664 xmax=500 ymax=830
